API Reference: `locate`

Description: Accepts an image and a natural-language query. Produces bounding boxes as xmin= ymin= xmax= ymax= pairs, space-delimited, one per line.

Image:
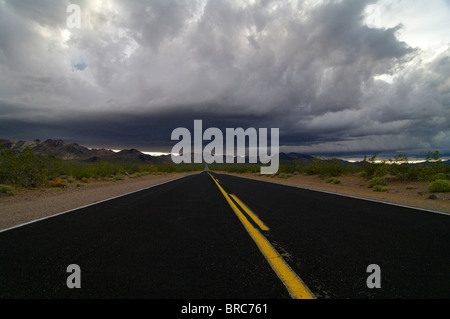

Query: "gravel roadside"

xmin=225 ymin=173 xmax=450 ymax=215
xmin=0 ymin=172 xmax=195 ymax=231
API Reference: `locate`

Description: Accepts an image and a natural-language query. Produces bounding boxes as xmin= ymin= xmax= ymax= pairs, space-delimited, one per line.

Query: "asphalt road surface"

xmin=1 ymin=171 xmax=449 ymax=299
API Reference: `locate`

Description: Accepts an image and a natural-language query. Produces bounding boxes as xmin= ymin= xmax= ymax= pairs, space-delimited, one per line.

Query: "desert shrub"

xmin=388 ymin=152 xmax=411 ymax=181
xmin=277 ymin=161 xmax=298 ymax=175
xmin=80 ymin=177 xmax=89 ymax=183
xmin=68 ymin=161 xmax=126 ymax=180
xmin=305 ymin=157 xmax=348 ymax=177
xmin=49 ymin=178 xmax=66 ymax=188
xmin=305 ymin=157 xmax=321 ymax=176
xmin=374 ymin=162 xmax=388 ymax=177
xmin=0 ymin=184 xmax=13 ymax=193
xmin=72 ymin=166 xmax=93 ymax=180
xmin=433 ymin=173 xmax=447 ymax=181
xmin=356 ymin=171 xmax=368 ymax=178
xmin=323 ymin=158 xmax=347 ymax=177
xmin=0 ymin=147 xmax=54 ymax=187
xmin=428 ymin=180 xmax=450 ymax=193
xmin=326 ymin=177 xmax=341 ymax=184
xmin=373 ymin=185 xmax=389 ymax=192
xmin=89 ymin=162 xmax=122 ymax=178
xmin=354 ymin=150 xmax=448 ymax=182
xmin=367 ymin=177 xmax=386 ymax=188
xmin=113 ymin=174 xmax=125 ymax=181
xmin=360 ymin=155 xmax=388 ymax=178
xmin=417 ymin=151 xmax=443 ymax=181
xmin=417 ymin=166 xmax=437 ymax=182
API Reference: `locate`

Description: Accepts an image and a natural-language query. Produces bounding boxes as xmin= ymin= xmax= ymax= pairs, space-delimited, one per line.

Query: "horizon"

xmin=1 ymin=0 xmax=449 ymax=159
xmin=3 ymin=135 xmax=449 ymax=163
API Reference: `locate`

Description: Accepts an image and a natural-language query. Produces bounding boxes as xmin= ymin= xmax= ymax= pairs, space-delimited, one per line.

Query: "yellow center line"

xmin=208 ymin=173 xmax=315 ymax=299
xmin=229 ymin=194 xmax=270 ymax=231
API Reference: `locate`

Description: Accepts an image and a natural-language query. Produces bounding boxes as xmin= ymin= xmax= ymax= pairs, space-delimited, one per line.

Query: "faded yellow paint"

xmin=229 ymin=194 xmax=270 ymax=231
xmin=209 ymin=173 xmax=315 ymax=299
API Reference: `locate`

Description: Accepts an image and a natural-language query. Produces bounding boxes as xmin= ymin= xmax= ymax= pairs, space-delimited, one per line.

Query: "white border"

xmin=0 ymin=174 xmax=194 ymax=233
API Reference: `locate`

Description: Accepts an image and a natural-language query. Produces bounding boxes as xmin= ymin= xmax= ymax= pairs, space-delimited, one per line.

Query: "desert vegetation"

xmin=1 ymin=146 xmax=449 ymax=196
xmin=210 ymin=151 xmax=450 ymax=194
xmin=0 ymin=146 xmax=203 ymax=193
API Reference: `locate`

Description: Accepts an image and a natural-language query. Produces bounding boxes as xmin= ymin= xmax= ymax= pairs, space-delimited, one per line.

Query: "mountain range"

xmin=2 ymin=138 xmax=448 ymax=166
xmin=0 ymin=138 xmax=318 ymax=165
xmin=0 ymin=138 xmax=172 ymax=164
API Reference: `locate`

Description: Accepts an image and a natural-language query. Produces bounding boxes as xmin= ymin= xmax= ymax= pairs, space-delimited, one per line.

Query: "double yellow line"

xmin=208 ymin=173 xmax=315 ymax=299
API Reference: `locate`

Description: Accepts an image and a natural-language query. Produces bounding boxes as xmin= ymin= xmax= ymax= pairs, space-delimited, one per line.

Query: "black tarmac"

xmin=1 ymin=172 xmax=449 ymax=299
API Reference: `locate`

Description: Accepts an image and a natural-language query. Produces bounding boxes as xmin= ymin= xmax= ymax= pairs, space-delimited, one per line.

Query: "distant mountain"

xmin=174 ymin=151 xmax=315 ymax=164
xmin=279 ymin=152 xmax=314 ymax=163
xmin=2 ymin=138 xmax=381 ymax=166
xmin=91 ymin=148 xmax=172 ymax=164
xmin=0 ymin=138 xmax=172 ymax=164
xmin=0 ymin=138 xmax=115 ymax=160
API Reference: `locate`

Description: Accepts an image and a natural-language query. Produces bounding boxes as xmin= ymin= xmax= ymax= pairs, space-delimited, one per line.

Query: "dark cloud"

xmin=0 ymin=0 xmax=449 ymax=158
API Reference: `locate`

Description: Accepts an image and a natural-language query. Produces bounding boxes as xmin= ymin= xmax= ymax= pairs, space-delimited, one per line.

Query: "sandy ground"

xmin=1 ymin=171 xmax=449 ymax=231
xmin=0 ymin=173 xmax=194 ymax=231
xmin=225 ymin=173 xmax=450 ymax=215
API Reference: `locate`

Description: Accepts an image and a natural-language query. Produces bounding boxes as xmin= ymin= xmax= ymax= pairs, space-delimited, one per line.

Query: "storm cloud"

xmin=0 ymin=0 xmax=449 ymax=158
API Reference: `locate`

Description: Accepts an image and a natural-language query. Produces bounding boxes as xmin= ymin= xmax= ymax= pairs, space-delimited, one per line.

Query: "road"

xmin=1 ymin=171 xmax=449 ymax=299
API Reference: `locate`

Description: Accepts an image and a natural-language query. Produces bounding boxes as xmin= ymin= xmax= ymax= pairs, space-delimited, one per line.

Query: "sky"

xmin=0 ymin=0 xmax=449 ymax=160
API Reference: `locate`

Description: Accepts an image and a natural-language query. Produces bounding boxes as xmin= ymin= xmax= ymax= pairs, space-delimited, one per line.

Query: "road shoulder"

xmin=223 ymin=173 xmax=450 ymax=215
xmin=0 ymin=172 xmax=195 ymax=230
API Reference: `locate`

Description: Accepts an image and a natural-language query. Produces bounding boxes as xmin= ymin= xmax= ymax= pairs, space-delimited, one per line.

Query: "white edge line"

xmin=222 ymin=174 xmax=450 ymax=217
xmin=0 ymin=174 xmax=195 ymax=233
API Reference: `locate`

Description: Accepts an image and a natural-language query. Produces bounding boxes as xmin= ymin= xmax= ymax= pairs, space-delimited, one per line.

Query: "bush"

xmin=434 ymin=173 xmax=447 ymax=181
xmin=306 ymin=157 xmax=348 ymax=177
xmin=0 ymin=147 xmax=60 ymax=187
xmin=373 ymin=185 xmax=389 ymax=192
xmin=388 ymin=152 xmax=410 ymax=181
xmin=367 ymin=177 xmax=387 ymax=188
xmin=113 ymin=174 xmax=125 ymax=181
xmin=49 ymin=178 xmax=66 ymax=188
xmin=417 ymin=151 xmax=443 ymax=181
xmin=0 ymin=184 xmax=13 ymax=194
xmin=326 ymin=177 xmax=341 ymax=184
xmin=428 ymin=180 xmax=450 ymax=193
xmin=360 ymin=155 xmax=388 ymax=178
xmin=356 ymin=171 xmax=368 ymax=178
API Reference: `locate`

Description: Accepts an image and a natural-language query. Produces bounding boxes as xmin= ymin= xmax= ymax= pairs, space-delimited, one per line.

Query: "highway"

xmin=1 ymin=171 xmax=449 ymax=299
